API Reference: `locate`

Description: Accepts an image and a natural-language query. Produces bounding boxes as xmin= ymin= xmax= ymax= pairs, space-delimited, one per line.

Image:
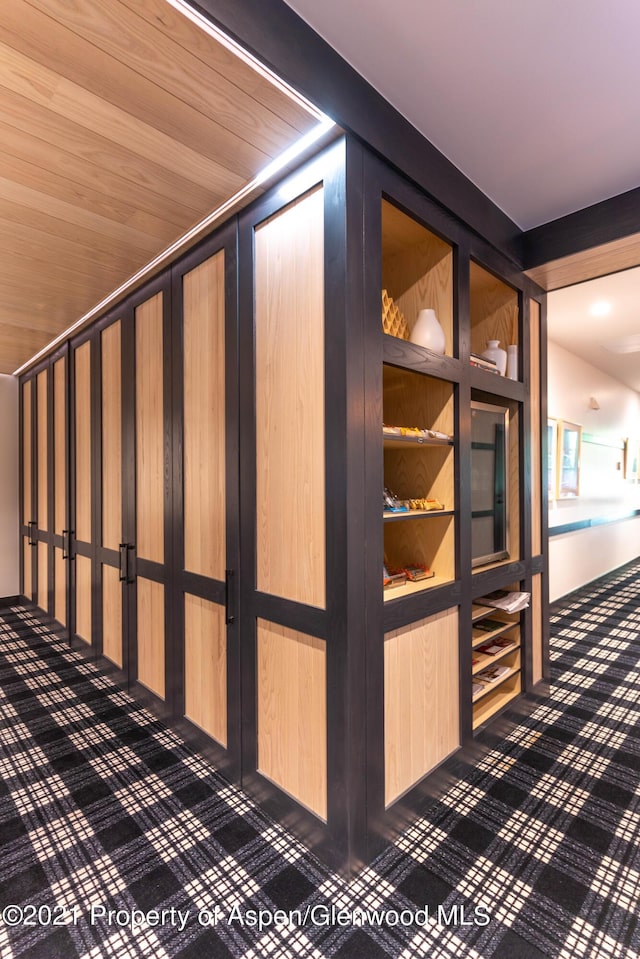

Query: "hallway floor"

xmin=2 ymin=561 xmax=640 ymax=958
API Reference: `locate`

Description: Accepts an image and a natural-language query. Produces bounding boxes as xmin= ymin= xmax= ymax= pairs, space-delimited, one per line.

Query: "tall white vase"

xmin=410 ymin=309 xmax=446 ymax=354
xmin=482 ymin=339 xmax=507 ymax=375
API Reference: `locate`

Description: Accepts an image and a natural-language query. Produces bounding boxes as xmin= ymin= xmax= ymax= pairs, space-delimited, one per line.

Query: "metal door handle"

xmin=29 ymin=520 xmax=37 ymax=546
xmin=119 ymin=544 xmax=127 ymax=582
xmin=62 ymin=529 xmax=70 ymax=560
xmin=225 ymin=569 xmax=235 ymax=625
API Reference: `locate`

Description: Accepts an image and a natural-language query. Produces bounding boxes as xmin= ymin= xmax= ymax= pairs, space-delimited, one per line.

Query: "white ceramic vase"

xmin=482 ymin=339 xmax=507 ymax=375
xmin=506 ymin=344 xmax=518 ymax=380
xmin=410 ymin=309 xmax=446 ymax=354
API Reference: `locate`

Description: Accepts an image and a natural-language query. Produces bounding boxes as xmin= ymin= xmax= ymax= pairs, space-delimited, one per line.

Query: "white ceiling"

xmin=284 ymin=0 xmax=640 ymax=392
xmin=283 ymin=0 xmax=640 ymax=232
xmin=547 ymin=268 xmax=640 ymax=393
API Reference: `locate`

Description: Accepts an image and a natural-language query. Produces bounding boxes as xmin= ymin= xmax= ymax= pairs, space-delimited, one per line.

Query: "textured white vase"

xmin=482 ymin=339 xmax=507 ymax=375
xmin=410 ymin=309 xmax=446 ymax=354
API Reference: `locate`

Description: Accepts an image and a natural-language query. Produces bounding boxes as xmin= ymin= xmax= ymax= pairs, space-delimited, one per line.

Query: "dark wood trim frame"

xmin=523 ymin=185 xmax=640 ymax=270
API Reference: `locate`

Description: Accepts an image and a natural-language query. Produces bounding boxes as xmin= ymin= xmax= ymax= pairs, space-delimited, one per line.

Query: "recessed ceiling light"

xmin=590 ymin=301 xmax=611 ymax=317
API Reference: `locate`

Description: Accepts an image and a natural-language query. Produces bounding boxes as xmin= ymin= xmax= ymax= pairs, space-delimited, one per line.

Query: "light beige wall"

xmin=548 ymin=341 xmax=640 ymax=601
xmin=0 ymin=374 xmax=19 ymax=597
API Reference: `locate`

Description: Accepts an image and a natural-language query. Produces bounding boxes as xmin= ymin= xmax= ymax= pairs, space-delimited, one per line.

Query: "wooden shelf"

xmin=383 ymin=335 xmax=461 ymax=380
xmin=471 ymin=617 xmax=518 ymax=647
xmin=469 ymin=364 xmax=524 ymax=401
xmin=472 ymin=640 xmax=519 ymax=674
xmin=473 ymin=673 xmax=522 ymax=729
xmin=383 ymin=432 xmax=452 ymax=449
xmin=383 ymin=572 xmax=453 ymax=602
xmin=384 ymin=508 xmax=454 ymax=522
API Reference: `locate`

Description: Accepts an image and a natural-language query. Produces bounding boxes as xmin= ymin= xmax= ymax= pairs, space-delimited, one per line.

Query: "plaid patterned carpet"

xmin=2 ymin=560 xmax=640 ymax=958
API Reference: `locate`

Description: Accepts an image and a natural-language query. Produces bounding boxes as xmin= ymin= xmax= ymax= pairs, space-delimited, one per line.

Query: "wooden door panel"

xmin=137 ymin=576 xmax=165 ymax=699
xmin=102 ymin=563 xmax=123 ymax=669
xmin=135 ymin=294 xmax=164 ymax=565
xmin=184 ymin=593 xmax=226 ymax=745
xmin=74 ymin=342 xmax=92 ymax=545
xmin=183 ymin=252 xmax=226 ymax=581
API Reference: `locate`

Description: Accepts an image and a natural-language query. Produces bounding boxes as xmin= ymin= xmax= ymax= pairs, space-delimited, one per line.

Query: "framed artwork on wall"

xmin=558 ymin=421 xmax=582 ymax=498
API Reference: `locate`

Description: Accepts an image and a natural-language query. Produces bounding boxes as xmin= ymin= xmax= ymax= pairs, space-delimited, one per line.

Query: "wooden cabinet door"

xmin=98 ymin=317 xmax=126 ymax=671
xmin=70 ymin=335 xmax=94 ymax=647
xmin=51 ymin=348 xmax=70 ymax=637
xmin=171 ymin=227 xmax=240 ymax=777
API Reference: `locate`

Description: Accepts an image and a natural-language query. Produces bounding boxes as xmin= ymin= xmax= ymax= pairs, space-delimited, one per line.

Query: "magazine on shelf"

xmin=472 ymin=680 xmax=486 ymax=697
xmin=476 ymin=664 xmax=511 ymax=684
xmin=476 ymin=636 xmax=516 ymax=657
xmin=476 ymin=590 xmax=530 ymax=613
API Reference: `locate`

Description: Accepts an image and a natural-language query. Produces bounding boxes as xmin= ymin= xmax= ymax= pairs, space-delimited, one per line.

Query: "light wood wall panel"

xmin=22 ymin=379 xmax=31 ymax=524
xmin=184 ymin=594 xmax=227 ymax=746
xmin=37 ymin=540 xmax=48 ymax=612
xmin=74 ymin=341 xmax=92 ymax=543
xmin=54 ymin=547 xmax=65 ymax=626
xmin=75 ymin=553 xmax=92 ymax=644
xmin=23 ymin=537 xmax=31 ymax=599
xmin=385 ymin=608 xmax=459 ymax=806
xmin=101 ymin=321 xmax=122 ymax=551
xmin=37 ymin=369 xmax=48 ymax=531
xmin=257 ymin=618 xmax=327 ymax=819
xmin=137 ymin=577 xmax=164 ymax=699
xmin=255 ymin=187 xmax=326 ymax=608
xmin=183 ymin=253 xmax=225 ymax=580
xmin=532 ymin=573 xmax=543 ymax=685
xmin=102 ymin=564 xmax=123 ymax=669
xmin=53 ymin=357 xmax=66 ymax=537
xmin=136 ymin=294 xmax=164 ymax=564
xmin=529 ymin=300 xmax=542 ymax=556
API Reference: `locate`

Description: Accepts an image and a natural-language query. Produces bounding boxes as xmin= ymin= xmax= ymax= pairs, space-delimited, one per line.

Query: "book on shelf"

xmin=476 ymin=663 xmax=511 ymax=684
xmin=473 ymin=617 xmax=511 ymax=634
xmin=476 ymin=590 xmax=530 ymax=613
xmin=470 ymin=352 xmax=500 ymax=373
xmin=476 ymin=636 xmax=516 ymax=657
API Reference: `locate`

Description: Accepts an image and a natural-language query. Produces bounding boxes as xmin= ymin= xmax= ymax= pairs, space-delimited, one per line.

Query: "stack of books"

xmin=470 ymin=352 xmax=500 ymax=374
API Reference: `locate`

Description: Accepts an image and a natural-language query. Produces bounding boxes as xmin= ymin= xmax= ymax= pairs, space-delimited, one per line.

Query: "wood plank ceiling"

xmin=0 ymin=0 xmax=322 ymax=374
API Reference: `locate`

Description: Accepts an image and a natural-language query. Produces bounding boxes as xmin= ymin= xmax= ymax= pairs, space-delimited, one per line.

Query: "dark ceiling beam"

xmin=191 ymin=0 xmax=524 ymax=266
xmin=522 ymin=186 xmax=640 ymax=269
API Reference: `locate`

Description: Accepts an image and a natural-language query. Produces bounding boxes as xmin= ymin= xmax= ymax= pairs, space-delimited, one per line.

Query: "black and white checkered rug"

xmin=2 ymin=561 xmax=640 ymax=958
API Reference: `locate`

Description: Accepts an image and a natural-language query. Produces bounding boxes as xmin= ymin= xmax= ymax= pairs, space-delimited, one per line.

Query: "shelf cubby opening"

xmin=381 ymin=200 xmax=453 ymax=355
xmin=383 ymin=513 xmax=455 ymax=600
xmin=469 ymin=261 xmax=519 ymax=376
xmin=472 ymin=672 xmax=522 ymax=729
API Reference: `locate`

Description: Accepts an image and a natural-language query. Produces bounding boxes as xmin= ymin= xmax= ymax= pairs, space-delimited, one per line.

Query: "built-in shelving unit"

xmin=471 ymin=602 xmax=522 ymax=729
xmin=17 ymin=134 xmax=548 ymax=876
xmin=382 ymin=359 xmax=455 ymax=601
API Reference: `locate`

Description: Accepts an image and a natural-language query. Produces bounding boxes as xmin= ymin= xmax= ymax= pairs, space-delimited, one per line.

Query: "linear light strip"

xmin=163 ymin=0 xmax=326 ymax=122
xmin=12 ymin=116 xmax=335 ymax=376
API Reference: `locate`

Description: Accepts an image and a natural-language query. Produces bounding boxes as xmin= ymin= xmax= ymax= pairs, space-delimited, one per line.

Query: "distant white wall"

xmin=0 ymin=375 xmax=19 ymax=598
xmin=548 ymin=341 xmax=640 ymax=602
